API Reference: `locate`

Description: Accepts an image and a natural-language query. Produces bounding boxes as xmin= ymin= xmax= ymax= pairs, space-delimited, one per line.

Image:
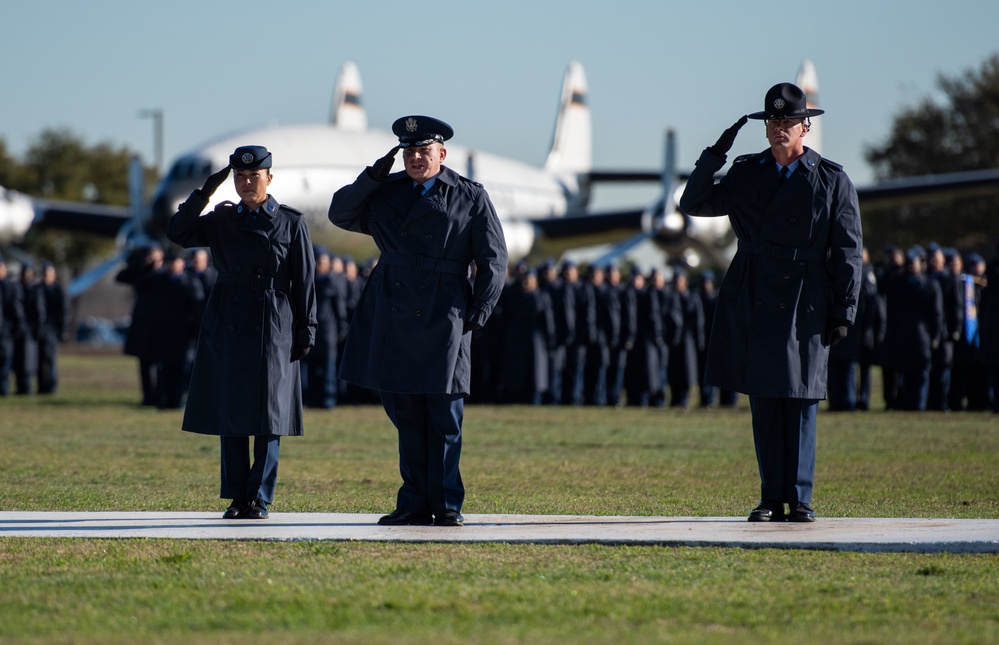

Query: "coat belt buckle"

xmin=762 ymin=242 xmax=772 ymax=257
xmin=414 ymin=255 xmax=424 ymax=270
xmin=250 ymin=274 xmax=261 ymax=289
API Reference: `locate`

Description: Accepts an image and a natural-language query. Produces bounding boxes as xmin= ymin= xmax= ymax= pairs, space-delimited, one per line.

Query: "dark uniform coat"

xmin=328 ymin=166 xmax=508 ymax=395
xmin=679 ymin=147 xmax=863 ymax=399
xmin=167 ymin=194 xmax=317 ymax=437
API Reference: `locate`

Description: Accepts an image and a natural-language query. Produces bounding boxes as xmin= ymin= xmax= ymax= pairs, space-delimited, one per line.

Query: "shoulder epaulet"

xmin=215 ymin=200 xmax=238 ymax=212
xmin=732 ymin=153 xmax=757 ymax=165
xmin=280 ymin=204 xmax=304 ymax=216
xmin=819 ymin=157 xmax=844 ymax=171
xmin=459 ymin=175 xmax=484 ymax=188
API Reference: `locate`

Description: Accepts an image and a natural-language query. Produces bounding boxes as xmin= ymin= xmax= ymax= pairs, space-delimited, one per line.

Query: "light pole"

xmin=138 ymin=108 xmax=164 ymax=177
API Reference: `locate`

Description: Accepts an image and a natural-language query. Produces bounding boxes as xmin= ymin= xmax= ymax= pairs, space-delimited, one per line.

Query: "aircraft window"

xmin=167 ymin=158 xmax=212 ymax=180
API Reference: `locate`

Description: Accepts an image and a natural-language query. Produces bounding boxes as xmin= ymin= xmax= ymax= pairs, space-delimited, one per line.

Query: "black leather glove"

xmin=195 ymin=165 xmax=231 ymax=199
xmin=707 ymin=115 xmax=748 ymax=157
xmin=824 ymin=319 xmax=849 ymax=346
xmin=462 ymin=320 xmax=482 ymax=334
xmin=365 ymin=146 xmax=400 ymax=181
xmin=291 ymin=344 xmax=311 ymax=362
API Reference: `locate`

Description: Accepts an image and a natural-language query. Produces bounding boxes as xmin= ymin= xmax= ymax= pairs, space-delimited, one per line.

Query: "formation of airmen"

xmin=0 ymin=255 xmax=69 ymax=396
xmin=8 ymin=238 xmax=999 ymax=415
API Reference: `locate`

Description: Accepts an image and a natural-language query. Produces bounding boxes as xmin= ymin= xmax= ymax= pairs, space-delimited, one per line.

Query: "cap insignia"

xmin=405 ymin=117 xmax=419 ymax=132
xmin=241 ymin=152 xmax=255 ymax=164
xmin=774 ymin=98 xmax=785 ymax=110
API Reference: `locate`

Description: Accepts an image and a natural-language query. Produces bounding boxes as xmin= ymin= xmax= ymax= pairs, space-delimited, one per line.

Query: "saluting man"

xmin=167 ymin=146 xmax=317 ymax=520
xmin=329 ymin=116 xmax=508 ymax=527
xmin=679 ymin=83 xmax=863 ymax=522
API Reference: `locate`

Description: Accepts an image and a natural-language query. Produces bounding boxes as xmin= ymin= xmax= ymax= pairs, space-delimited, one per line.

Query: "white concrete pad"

xmin=2 ymin=512 xmax=997 ymax=553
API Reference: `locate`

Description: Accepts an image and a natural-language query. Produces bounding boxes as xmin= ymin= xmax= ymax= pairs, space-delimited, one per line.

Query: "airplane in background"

xmin=0 ymin=60 xmax=594 ymax=294
xmin=3 ymin=59 xmax=999 ymax=296
xmin=146 ymin=60 xmax=593 ymax=263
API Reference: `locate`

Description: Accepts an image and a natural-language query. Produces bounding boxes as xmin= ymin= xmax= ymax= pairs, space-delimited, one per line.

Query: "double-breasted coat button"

xmin=418 ymin=285 xmax=426 ymax=292
xmin=415 ymin=310 xmax=422 ymax=317
xmin=391 ymin=306 xmax=398 ymax=312
xmin=395 ymin=281 xmax=401 ymax=288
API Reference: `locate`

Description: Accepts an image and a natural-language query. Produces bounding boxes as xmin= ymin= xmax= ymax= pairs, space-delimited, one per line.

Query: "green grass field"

xmin=1 ymin=352 xmax=997 ymax=644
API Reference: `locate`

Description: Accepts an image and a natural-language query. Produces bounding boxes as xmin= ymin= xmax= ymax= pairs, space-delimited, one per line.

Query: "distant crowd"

xmin=5 ymin=241 xmax=999 ymax=414
xmin=0 ymin=256 xmax=69 ymax=396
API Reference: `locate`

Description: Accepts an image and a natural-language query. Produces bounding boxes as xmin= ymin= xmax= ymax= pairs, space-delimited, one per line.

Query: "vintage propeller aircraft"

xmin=3 ymin=59 xmax=999 ymax=296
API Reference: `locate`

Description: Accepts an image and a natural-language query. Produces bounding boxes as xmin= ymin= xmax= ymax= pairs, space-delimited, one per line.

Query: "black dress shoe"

xmin=377 ymin=509 xmax=433 ymax=526
xmin=748 ymin=500 xmax=786 ymax=522
xmin=223 ymin=499 xmax=249 ymax=520
xmin=434 ymin=511 xmax=464 ymax=527
xmin=237 ymin=499 xmax=269 ymax=520
xmin=788 ymin=502 xmax=816 ymax=522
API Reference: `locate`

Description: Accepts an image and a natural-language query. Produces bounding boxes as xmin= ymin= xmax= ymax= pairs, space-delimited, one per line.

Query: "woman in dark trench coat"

xmin=167 ymin=145 xmax=317 ymax=520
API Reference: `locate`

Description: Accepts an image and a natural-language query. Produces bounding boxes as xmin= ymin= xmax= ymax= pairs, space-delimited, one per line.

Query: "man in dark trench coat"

xmin=328 ymin=116 xmax=508 ymax=527
xmin=168 ymin=146 xmax=317 ymax=520
xmin=679 ymin=83 xmax=863 ymax=522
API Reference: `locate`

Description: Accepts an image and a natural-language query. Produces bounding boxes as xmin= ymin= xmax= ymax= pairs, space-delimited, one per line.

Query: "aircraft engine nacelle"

xmin=501 ymin=219 xmax=537 ymax=262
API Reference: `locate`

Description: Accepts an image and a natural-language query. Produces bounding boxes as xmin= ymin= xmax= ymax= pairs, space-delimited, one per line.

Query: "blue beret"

xmin=230 ymin=145 xmax=272 ymax=170
xmin=926 ymin=242 xmax=941 ymax=254
xmin=967 ymin=253 xmax=984 ymax=265
xmin=392 ymin=115 xmax=453 ymax=148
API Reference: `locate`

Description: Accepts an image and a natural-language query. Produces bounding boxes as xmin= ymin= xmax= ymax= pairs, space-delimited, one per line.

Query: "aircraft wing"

xmin=857 ymin=168 xmax=999 ymax=211
xmin=30 ymin=199 xmax=131 ymax=237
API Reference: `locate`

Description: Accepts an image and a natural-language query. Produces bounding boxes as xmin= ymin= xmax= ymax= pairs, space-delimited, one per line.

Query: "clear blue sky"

xmin=4 ymin=0 xmax=997 ymax=193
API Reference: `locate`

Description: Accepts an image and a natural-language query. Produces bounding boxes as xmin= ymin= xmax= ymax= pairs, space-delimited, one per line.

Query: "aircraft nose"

xmin=150 ymin=188 xmax=182 ymax=237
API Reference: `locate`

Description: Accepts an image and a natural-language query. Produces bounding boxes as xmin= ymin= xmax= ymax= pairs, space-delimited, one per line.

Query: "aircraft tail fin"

xmin=796 ymin=59 xmax=821 ymax=155
xmin=331 ymin=61 xmax=366 ymax=131
xmin=544 ymin=60 xmax=592 ymax=175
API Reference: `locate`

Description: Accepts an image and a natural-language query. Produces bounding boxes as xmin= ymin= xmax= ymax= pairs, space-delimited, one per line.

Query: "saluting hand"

xmin=366 ymin=146 xmax=400 ymax=181
xmin=196 ymin=165 xmax=231 ymax=199
xmin=708 ymin=115 xmax=748 ymax=157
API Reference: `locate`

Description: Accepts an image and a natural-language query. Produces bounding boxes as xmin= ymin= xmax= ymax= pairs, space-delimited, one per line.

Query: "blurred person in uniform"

xmin=649 ymin=268 xmax=677 ymax=407
xmin=583 ymin=264 xmax=616 ymax=406
xmin=538 ymin=259 xmax=573 ymax=405
xmin=328 ymin=116 xmax=508 ymax=527
xmin=562 ymin=260 xmax=594 ymax=406
xmin=948 ymin=251 xmax=977 ymax=411
xmin=854 ymin=248 xmax=885 ymax=410
xmin=696 ymin=270 xmax=719 ymax=407
xmin=623 ymin=269 xmax=663 ymax=407
xmin=925 ymin=243 xmax=962 ymax=410
xmin=149 ymin=251 xmax=203 ymax=409
xmin=605 ymin=264 xmax=631 ymax=407
xmin=168 ymin=145 xmax=317 ymax=520
xmin=882 ymin=247 xmax=943 ymax=411
xmin=304 ymin=247 xmax=348 ymax=408
xmin=666 ymin=267 xmax=704 ymax=408
xmin=116 ymin=244 xmax=164 ymax=406
xmin=499 ymin=268 xmax=554 ymax=404
xmin=962 ymin=253 xmax=989 ymax=410
xmin=875 ymin=244 xmax=905 ymax=409
xmin=679 ymin=82 xmax=863 ymax=522
xmin=13 ymin=263 xmax=45 ymax=395
xmin=38 ymin=262 xmax=69 ymax=395
xmin=0 ymin=255 xmax=26 ymax=396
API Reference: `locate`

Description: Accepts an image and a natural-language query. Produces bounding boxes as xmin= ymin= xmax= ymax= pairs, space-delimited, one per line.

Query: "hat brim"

xmin=397 ymin=136 xmax=446 ymax=149
xmin=747 ymin=108 xmax=825 ymax=120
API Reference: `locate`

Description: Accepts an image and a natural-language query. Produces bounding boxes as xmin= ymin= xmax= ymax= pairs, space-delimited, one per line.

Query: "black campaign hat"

xmin=229 ymin=145 xmax=272 ymax=169
xmin=392 ymin=115 xmax=454 ymax=148
xmin=747 ymin=83 xmax=824 ymax=120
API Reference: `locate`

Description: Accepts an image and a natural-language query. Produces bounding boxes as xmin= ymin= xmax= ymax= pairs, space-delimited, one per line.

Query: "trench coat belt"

xmin=378 ymin=252 xmax=470 ymax=276
xmin=737 ymin=239 xmax=826 ymax=263
xmin=216 ymin=272 xmax=291 ymax=292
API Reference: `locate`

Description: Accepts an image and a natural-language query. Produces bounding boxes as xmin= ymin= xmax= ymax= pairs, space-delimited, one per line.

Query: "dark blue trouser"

xmin=379 ymin=391 xmax=464 ymax=515
xmin=748 ymin=396 xmax=818 ymax=506
xmin=220 ymin=435 xmax=280 ymax=506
